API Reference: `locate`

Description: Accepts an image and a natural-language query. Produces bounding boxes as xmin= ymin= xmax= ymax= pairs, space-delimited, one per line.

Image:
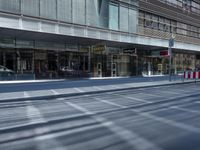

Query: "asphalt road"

xmin=1 ymin=83 xmax=200 ymax=150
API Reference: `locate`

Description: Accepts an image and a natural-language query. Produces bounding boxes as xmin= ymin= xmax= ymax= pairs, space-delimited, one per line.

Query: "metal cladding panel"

xmin=59 ymin=25 xmax=72 ymax=36
xmin=23 ymin=19 xmax=39 ymax=31
xmin=0 ymin=15 xmax=19 ymax=29
xmin=111 ymin=32 xmax=120 ymax=41
xmin=100 ymin=31 xmax=109 ymax=40
xmin=87 ymin=29 xmax=99 ymax=39
xmin=121 ymin=34 xmax=130 ymax=43
xmin=73 ymin=26 xmax=85 ymax=37
xmin=41 ymin=22 xmax=56 ymax=33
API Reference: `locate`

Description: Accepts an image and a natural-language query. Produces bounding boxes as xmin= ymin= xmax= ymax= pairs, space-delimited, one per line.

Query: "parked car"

xmin=0 ymin=65 xmax=14 ymax=76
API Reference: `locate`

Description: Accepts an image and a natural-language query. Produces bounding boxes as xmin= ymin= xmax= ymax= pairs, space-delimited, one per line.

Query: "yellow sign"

xmin=93 ymin=45 xmax=106 ymax=52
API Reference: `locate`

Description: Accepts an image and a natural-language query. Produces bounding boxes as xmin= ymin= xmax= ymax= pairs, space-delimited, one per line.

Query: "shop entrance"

xmin=141 ymin=56 xmax=169 ymax=76
xmin=92 ymin=53 xmax=136 ymax=77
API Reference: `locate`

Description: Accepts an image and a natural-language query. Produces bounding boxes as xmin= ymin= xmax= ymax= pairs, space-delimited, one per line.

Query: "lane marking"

xmin=66 ymin=102 xmax=94 ymax=115
xmin=23 ymin=91 xmax=30 ymax=98
xmin=92 ymin=86 xmax=103 ymax=90
xmin=66 ymin=101 xmax=162 ymax=150
xmin=94 ymin=97 xmax=127 ymax=108
xmin=170 ymin=106 xmax=200 ymax=114
xmin=115 ymin=94 xmax=152 ymax=104
xmin=51 ymin=89 xmax=59 ymax=95
xmin=134 ymin=109 xmax=200 ymax=134
xmin=25 ymin=101 xmax=66 ymax=150
xmin=73 ymin=88 xmax=84 ymax=93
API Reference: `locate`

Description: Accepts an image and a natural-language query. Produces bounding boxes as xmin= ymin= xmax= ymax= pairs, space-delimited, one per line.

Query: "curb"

xmin=0 ymin=80 xmax=198 ymax=103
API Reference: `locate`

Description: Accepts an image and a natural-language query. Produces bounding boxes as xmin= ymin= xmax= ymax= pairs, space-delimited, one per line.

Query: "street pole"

xmin=169 ymin=46 xmax=172 ymax=82
xmin=168 ymin=35 xmax=174 ymax=82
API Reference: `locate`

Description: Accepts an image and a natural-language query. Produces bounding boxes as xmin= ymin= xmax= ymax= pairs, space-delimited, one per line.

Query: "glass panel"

xmin=73 ymin=0 xmax=86 ymax=25
xmin=57 ymin=0 xmax=72 ymax=22
xmin=99 ymin=0 xmax=109 ymax=28
xmin=40 ymin=0 xmax=57 ymax=20
xmin=0 ymin=0 xmax=20 ymax=13
xmin=86 ymin=0 xmax=99 ymax=27
xmin=21 ymin=0 xmax=39 ymax=17
xmin=109 ymin=3 xmax=119 ymax=30
xmin=119 ymin=6 xmax=128 ymax=32
xmin=129 ymin=8 xmax=137 ymax=33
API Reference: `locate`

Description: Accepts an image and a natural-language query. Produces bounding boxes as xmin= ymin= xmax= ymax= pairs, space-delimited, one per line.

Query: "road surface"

xmin=0 ymin=83 xmax=200 ymax=150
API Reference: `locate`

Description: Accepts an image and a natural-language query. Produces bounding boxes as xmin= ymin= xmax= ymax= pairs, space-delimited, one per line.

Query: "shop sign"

xmin=93 ymin=45 xmax=106 ymax=52
xmin=79 ymin=46 xmax=89 ymax=53
xmin=123 ymin=48 xmax=137 ymax=54
xmin=160 ymin=50 xmax=169 ymax=57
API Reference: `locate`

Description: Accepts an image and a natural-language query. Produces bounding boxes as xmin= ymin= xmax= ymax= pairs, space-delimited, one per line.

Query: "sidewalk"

xmin=0 ymin=77 xmax=196 ymax=101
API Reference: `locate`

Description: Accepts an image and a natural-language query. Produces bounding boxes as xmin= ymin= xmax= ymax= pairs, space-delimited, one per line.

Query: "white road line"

xmin=170 ymin=106 xmax=200 ymax=114
xmin=92 ymin=86 xmax=103 ymax=90
xmin=24 ymin=91 xmax=30 ymax=98
xmin=141 ymin=93 xmax=161 ymax=97
xmin=94 ymin=97 xmax=127 ymax=108
xmin=26 ymin=101 xmax=46 ymax=124
xmin=73 ymin=88 xmax=84 ymax=93
xmin=116 ymin=94 xmax=152 ymax=104
xmin=66 ymin=101 xmax=163 ymax=150
xmin=111 ymin=85 xmax=120 ymax=88
xmin=25 ymin=101 xmax=66 ymax=150
xmin=66 ymin=102 xmax=94 ymax=115
xmin=51 ymin=89 xmax=59 ymax=95
xmin=134 ymin=109 xmax=200 ymax=134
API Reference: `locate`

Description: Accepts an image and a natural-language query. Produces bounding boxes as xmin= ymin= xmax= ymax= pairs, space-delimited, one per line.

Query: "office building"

xmin=0 ymin=0 xmax=199 ymax=79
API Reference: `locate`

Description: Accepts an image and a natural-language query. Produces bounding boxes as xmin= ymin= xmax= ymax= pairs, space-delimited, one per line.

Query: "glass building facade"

xmin=0 ymin=0 xmax=199 ymax=80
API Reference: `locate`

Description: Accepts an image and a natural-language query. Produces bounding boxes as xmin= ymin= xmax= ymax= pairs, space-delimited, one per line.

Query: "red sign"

xmin=160 ymin=50 xmax=169 ymax=57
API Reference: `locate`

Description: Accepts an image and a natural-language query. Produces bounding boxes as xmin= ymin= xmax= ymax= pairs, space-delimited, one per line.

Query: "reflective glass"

xmin=0 ymin=0 xmax=20 ymax=13
xmin=109 ymin=3 xmax=119 ymax=30
xmin=73 ymin=0 xmax=86 ymax=25
xmin=120 ymin=6 xmax=128 ymax=32
xmin=40 ymin=0 xmax=57 ymax=20
xmin=21 ymin=0 xmax=39 ymax=17
xmin=57 ymin=0 xmax=72 ymax=22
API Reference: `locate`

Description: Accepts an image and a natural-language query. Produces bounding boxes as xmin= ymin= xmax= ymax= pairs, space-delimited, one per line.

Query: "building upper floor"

xmin=138 ymin=0 xmax=200 ymax=46
xmin=0 ymin=0 xmax=200 ymax=52
xmin=0 ymin=0 xmax=138 ymax=33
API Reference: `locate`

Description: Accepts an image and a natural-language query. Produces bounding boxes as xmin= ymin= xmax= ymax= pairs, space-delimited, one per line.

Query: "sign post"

xmin=168 ymin=35 xmax=174 ymax=82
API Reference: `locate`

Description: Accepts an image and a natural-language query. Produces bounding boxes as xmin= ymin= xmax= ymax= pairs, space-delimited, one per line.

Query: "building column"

xmin=88 ymin=46 xmax=91 ymax=73
xmin=32 ymin=50 xmax=35 ymax=74
xmin=3 ymin=52 xmax=6 ymax=67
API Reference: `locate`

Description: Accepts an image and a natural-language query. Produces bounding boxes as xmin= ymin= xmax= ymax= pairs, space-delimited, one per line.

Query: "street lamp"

xmin=168 ymin=34 xmax=175 ymax=82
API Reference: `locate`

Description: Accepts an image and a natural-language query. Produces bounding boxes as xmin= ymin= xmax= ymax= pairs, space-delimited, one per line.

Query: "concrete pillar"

xmin=88 ymin=46 xmax=91 ymax=73
xmin=3 ymin=52 xmax=6 ymax=67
